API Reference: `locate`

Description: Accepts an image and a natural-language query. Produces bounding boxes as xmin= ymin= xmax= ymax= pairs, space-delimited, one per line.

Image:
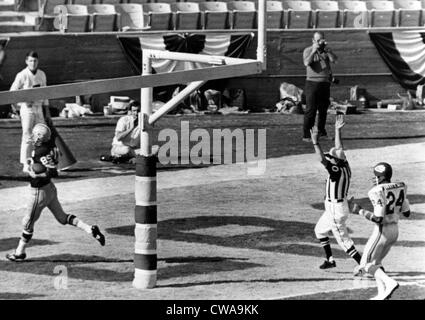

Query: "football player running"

xmin=310 ymin=114 xmax=362 ymax=269
xmin=6 ymin=124 xmax=106 ymax=262
xmin=349 ymin=162 xmax=410 ymax=300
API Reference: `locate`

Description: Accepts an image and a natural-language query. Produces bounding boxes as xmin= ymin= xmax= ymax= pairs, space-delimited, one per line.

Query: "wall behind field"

xmin=0 ymin=30 xmax=404 ymax=111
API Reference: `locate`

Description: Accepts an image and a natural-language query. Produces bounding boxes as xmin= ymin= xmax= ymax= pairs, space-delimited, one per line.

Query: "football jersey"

xmin=368 ymin=182 xmax=410 ymax=225
xmin=30 ymin=142 xmax=58 ymax=188
xmin=324 ymin=159 xmax=351 ymax=201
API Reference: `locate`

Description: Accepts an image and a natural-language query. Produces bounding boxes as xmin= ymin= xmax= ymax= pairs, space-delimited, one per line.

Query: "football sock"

xmin=76 ymin=219 xmax=92 ymax=234
xmin=67 ymin=215 xmax=92 ymax=234
xmin=374 ymin=267 xmax=393 ymax=284
xmin=16 ymin=239 xmax=27 ymax=255
xmin=319 ymin=237 xmax=333 ymax=260
xmin=347 ymin=246 xmax=362 ymax=264
xmin=16 ymin=231 xmax=32 ymax=255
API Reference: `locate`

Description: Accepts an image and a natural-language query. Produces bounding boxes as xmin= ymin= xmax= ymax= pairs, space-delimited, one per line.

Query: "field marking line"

xmin=266 ymin=278 xmax=425 ymax=300
xmin=1 ymin=142 xmax=424 ymax=212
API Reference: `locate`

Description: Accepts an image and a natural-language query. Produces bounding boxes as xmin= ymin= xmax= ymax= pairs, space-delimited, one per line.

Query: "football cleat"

xmin=319 ymin=260 xmax=336 ymax=269
xmin=91 ymin=225 xmax=105 ymax=246
xmin=6 ymin=252 xmax=27 ymax=262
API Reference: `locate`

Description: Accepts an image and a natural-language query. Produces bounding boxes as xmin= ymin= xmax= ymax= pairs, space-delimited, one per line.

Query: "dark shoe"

xmin=302 ymin=138 xmax=312 ymax=143
xmin=100 ymin=155 xmax=113 ymax=162
xmin=91 ymin=225 xmax=105 ymax=246
xmin=112 ymin=156 xmax=131 ymax=164
xmin=319 ymin=260 xmax=336 ymax=269
xmin=6 ymin=252 xmax=26 ymax=262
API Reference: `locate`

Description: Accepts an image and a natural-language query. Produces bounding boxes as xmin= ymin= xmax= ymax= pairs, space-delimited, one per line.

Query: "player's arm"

xmin=303 ymin=46 xmax=318 ymax=67
xmin=334 ymin=114 xmax=345 ymax=150
xmin=349 ymin=192 xmax=384 ymax=224
xmin=402 ymin=186 xmax=411 ymax=217
xmin=310 ymin=127 xmax=327 ymax=166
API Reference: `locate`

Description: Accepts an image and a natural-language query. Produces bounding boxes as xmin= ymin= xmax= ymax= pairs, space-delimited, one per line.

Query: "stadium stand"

xmin=311 ymin=0 xmax=340 ymax=28
xmin=394 ymin=0 xmax=422 ymax=27
xmin=115 ymin=3 xmax=148 ymax=30
xmin=38 ymin=0 xmax=67 ymax=31
xmin=283 ymin=0 xmax=313 ymax=29
xmin=88 ymin=4 xmax=119 ymax=31
xmin=200 ymin=1 xmax=231 ymax=29
xmin=266 ymin=1 xmax=284 ymax=29
xmin=142 ymin=2 xmax=174 ymax=30
xmin=340 ymin=0 xmax=369 ymax=28
xmin=229 ymin=1 xmax=257 ymax=29
xmin=99 ymin=0 xmax=123 ymax=4
xmin=63 ymin=4 xmax=91 ymax=32
xmin=125 ymin=0 xmax=150 ymax=4
xmin=173 ymin=2 xmax=202 ymax=29
xmin=72 ymin=0 xmax=95 ymax=5
xmin=367 ymin=0 xmax=396 ymax=27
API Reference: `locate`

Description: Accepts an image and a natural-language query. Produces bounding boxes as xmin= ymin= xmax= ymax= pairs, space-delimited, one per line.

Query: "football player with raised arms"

xmin=310 ymin=114 xmax=362 ymax=269
xmin=6 ymin=123 xmax=106 ymax=262
xmin=349 ymin=162 xmax=410 ymax=300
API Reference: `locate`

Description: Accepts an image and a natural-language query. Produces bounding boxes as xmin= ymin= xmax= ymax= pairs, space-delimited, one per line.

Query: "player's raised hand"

xmin=348 ymin=196 xmax=362 ymax=214
xmin=310 ymin=127 xmax=319 ymax=145
xmin=335 ymin=114 xmax=345 ymax=129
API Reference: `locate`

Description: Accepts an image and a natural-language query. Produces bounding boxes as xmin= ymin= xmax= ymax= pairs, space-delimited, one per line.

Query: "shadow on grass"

xmin=0 ymin=254 xmax=261 ymax=282
xmin=0 ymin=293 xmax=45 ymax=300
xmin=108 ymin=215 xmax=425 ymax=259
xmin=311 ymin=194 xmax=425 ymax=220
xmin=156 ymin=276 xmax=355 ymax=289
xmin=0 ymin=238 xmax=58 ymax=252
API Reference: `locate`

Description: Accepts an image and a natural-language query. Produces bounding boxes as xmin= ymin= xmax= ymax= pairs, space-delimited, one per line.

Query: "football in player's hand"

xmin=31 ymin=163 xmax=47 ymax=174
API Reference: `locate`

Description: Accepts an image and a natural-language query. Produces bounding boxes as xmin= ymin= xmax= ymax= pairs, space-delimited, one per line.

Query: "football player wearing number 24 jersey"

xmin=349 ymin=162 xmax=411 ymax=300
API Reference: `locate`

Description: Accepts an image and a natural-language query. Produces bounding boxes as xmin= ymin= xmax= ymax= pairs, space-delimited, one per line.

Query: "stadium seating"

xmin=393 ymin=0 xmax=422 ymax=27
xmin=115 ymin=3 xmax=148 ymax=30
xmin=63 ymin=4 xmax=91 ymax=32
xmin=200 ymin=1 xmax=231 ymax=29
xmin=38 ymin=0 xmax=67 ymax=31
xmin=72 ymin=0 xmax=95 ymax=5
xmin=311 ymin=0 xmax=340 ymax=28
xmin=367 ymin=0 xmax=396 ymax=27
xmin=266 ymin=1 xmax=284 ymax=29
xmin=229 ymin=1 xmax=257 ymax=29
xmin=173 ymin=2 xmax=202 ymax=29
xmin=142 ymin=3 xmax=174 ymax=30
xmin=88 ymin=4 xmax=119 ymax=31
xmin=340 ymin=1 xmax=369 ymax=28
xmin=127 ymin=0 xmax=150 ymax=4
xmin=98 ymin=0 xmax=123 ymax=4
xmin=283 ymin=1 xmax=312 ymax=29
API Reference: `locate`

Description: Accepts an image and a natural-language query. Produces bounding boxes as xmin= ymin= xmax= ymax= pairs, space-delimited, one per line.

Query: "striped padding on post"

xmin=133 ymin=155 xmax=157 ymax=289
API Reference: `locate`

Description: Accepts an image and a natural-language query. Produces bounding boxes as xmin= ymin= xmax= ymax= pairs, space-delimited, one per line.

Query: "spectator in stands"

xmin=10 ymin=51 xmax=51 ymax=173
xmin=302 ymin=32 xmax=337 ymax=142
xmin=100 ymin=100 xmax=141 ymax=164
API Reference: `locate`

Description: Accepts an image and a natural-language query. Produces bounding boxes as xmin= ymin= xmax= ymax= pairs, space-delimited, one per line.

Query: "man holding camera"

xmin=302 ymin=32 xmax=338 ymax=142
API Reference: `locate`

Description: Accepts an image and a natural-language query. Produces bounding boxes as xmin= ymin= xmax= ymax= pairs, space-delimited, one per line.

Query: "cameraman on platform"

xmin=302 ymin=32 xmax=338 ymax=142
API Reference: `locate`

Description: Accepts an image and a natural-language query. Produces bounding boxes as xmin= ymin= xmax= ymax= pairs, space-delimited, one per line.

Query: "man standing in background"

xmin=10 ymin=51 xmax=50 ymax=173
xmin=302 ymin=32 xmax=337 ymax=142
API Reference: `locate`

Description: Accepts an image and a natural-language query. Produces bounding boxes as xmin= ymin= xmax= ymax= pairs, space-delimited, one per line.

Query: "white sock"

xmin=376 ymin=277 xmax=385 ymax=296
xmin=76 ymin=219 xmax=92 ymax=234
xmin=16 ymin=239 xmax=27 ymax=255
xmin=374 ymin=267 xmax=394 ymax=286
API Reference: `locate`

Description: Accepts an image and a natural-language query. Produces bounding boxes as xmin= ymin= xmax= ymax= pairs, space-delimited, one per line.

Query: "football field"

xmin=0 ymin=112 xmax=424 ymax=300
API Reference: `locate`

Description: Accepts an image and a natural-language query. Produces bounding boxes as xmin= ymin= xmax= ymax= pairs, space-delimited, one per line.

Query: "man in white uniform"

xmin=10 ymin=51 xmax=50 ymax=173
xmin=107 ymin=102 xmax=141 ymax=163
xmin=349 ymin=162 xmax=410 ymax=300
